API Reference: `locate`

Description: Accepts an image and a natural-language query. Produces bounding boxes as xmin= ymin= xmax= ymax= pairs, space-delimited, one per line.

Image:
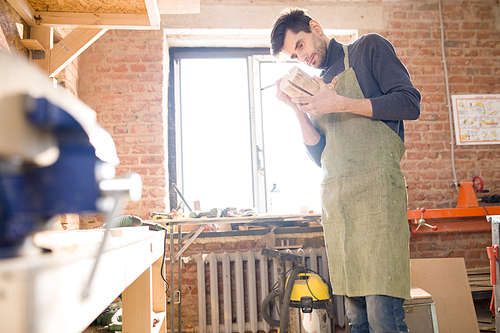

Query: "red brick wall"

xmin=366 ymin=1 xmax=498 ymax=271
xmin=365 ymin=1 xmax=500 ymax=210
xmin=0 ymin=0 xmax=29 ymax=56
xmin=78 ymin=29 xmax=167 ymax=227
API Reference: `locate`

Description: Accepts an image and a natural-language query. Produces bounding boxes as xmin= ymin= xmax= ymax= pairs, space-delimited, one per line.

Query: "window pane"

xmin=180 ymin=58 xmax=253 ymax=211
xmin=260 ymin=62 xmax=323 ymax=214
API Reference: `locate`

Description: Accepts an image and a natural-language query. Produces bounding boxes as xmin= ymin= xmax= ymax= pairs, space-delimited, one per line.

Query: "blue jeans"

xmin=345 ymin=295 xmax=408 ymax=333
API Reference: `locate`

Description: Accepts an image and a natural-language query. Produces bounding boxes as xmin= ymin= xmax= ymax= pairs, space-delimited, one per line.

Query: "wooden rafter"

xmin=7 ymin=0 xmax=203 ymax=29
xmin=7 ymin=0 xmax=161 ymax=29
xmin=35 ymin=12 xmax=156 ymax=30
xmin=50 ymin=28 xmax=107 ymax=77
xmin=144 ymin=0 xmax=160 ymax=29
xmin=6 ymin=0 xmax=35 ymax=25
xmin=29 ymin=26 xmax=52 ymax=74
xmin=7 ymin=0 xmax=170 ymax=76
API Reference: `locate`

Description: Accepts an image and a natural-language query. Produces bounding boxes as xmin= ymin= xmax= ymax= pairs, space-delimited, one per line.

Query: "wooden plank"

xmin=35 ymin=11 xmax=155 ymax=29
xmin=152 ymin=256 xmax=166 ymax=313
xmin=20 ymin=38 xmax=45 ymax=50
xmin=410 ymin=286 xmax=432 ymax=300
xmin=468 ymin=267 xmax=490 ymax=275
xmin=411 ymin=258 xmax=480 ymax=333
xmin=0 ymin=269 xmax=28 ymax=332
xmin=122 ymin=266 xmax=153 ymax=333
xmin=28 ymin=0 xmax=147 ymax=14
xmin=144 ymin=0 xmax=160 ymax=29
xmin=50 ymin=28 xmax=107 ymax=77
xmin=6 ymin=0 xmax=35 ymax=25
xmin=29 ymin=26 xmax=52 ymax=74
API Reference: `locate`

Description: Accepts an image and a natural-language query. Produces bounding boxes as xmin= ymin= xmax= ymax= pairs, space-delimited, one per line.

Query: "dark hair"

xmin=270 ymin=8 xmax=313 ymax=58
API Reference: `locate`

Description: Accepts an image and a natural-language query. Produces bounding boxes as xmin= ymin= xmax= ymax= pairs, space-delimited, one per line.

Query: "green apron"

xmin=311 ymin=45 xmax=410 ymax=299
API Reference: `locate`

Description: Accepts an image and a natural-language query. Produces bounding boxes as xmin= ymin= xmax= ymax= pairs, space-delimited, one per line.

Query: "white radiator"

xmin=195 ymin=248 xmax=344 ymax=333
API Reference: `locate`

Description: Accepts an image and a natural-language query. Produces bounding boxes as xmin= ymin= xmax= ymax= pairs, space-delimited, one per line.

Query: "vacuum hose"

xmin=261 ymin=290 xmax=280 ymax=327
xmin=280 ymin=266 xmax=307 ymax=333
xmin=261 ymin=266 xmax=307 ymax=330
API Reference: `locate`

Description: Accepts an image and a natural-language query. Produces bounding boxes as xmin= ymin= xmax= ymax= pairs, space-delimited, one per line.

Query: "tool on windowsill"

xmin=172 ymin=183 xmax=193 ymax=212
xmin=106 ymin=215 xmax=167 ymax=231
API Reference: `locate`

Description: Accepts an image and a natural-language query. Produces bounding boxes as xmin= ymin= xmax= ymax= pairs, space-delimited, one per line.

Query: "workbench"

xmin=0 ymin=226 xmax=166 ymax=333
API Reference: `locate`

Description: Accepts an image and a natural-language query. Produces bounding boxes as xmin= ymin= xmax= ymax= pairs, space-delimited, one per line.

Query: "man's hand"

xmin=276 ymin=78 xmax=297 ymax=109
xmin=276 ymin=78 xmax=305 ymax=116
xmin=275 ymin=78 xmax=321 ymax=146
xmin=290 ymin=76 xmax=374 ymax=118
xmin=291 ymin=76 xmax=343 ymax=115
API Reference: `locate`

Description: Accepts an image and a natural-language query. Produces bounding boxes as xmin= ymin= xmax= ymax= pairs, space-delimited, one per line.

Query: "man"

xmin=270 ymin=8 xmax=421 ymax=333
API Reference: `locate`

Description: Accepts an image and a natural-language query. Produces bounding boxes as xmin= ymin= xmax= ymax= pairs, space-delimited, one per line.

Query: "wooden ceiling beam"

xmin=6 ymin=0 xmax=36 ymax=25
xmin=35 ymin=12 xmax=155 ymax=29
xmin=144 ymin=0 xmax=161 ymax=29
xmin=50 ymin=28 xmax=107 ymax=77
xmin=8 ymin=0 xmax=163 ymax=29
xmin=29 ymin=26 xmax=52 ymax=74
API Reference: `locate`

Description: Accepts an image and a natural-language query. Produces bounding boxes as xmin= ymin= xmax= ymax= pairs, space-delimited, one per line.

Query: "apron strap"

xmin=342 ymin=44 xmax=350 ymax=70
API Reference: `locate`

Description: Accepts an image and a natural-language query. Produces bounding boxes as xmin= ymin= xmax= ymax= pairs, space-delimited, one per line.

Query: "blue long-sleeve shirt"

xmin=306 ymin=34 xmax=421 ymax=167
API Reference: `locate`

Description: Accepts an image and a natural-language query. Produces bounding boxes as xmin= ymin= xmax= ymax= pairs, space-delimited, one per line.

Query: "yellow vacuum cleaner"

xmin=261 ymin=250 xmax=335 ymax=333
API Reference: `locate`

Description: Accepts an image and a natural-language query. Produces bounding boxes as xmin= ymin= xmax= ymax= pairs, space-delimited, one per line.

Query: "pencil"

xmin=261 ymin=83 xmax=276 ymax=91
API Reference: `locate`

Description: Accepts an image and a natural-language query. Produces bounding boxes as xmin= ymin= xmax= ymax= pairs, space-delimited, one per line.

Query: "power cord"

xmin=161 ymin=229 xmax=170 ymax=293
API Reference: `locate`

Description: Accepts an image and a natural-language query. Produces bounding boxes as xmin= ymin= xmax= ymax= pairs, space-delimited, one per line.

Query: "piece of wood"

xmin=35 ymin=11 xmax=154 ymax=29
xmin=409 ymin=286 xmax=432 ymax=300
xmin=280 ymin=66 xmax=319 ymax=98
xmin=467 ymin=266 xmax=492 ymax=293
xmin=152 ymin=256 xmax=166 ymax=313
xmin=29 ymin=0 xmax=147 ymax=14
xmin=123 ymin=266 xmax=153 ymax=332
xmin=144 ymin=0 xmax=161 ymax=28
xmin=50 ymin=28 xmax=107 ymax=77
xmin=6 ymin=0 xmax=35 ymax=25
xmin=410 ymin=258 xmax=480 ymax=333
xmin=20 ymin=39 xmax=45 ymax=50
xmin=279 ymin=66 xmax=338 ymax=99
xmin=29 ymin=26 xmax=53 ymax=74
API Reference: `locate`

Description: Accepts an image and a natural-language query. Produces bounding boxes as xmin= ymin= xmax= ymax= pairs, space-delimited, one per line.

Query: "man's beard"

xmin=312 ymin=36 xmax=328 ymax=69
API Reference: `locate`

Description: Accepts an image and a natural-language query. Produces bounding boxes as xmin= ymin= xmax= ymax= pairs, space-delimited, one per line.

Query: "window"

xmin=169 ymin=48 xmax=322 ymax=214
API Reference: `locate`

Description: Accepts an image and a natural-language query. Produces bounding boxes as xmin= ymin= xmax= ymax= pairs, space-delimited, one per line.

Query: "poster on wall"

xmin=452 ymin=94 xmax=500 ymax=145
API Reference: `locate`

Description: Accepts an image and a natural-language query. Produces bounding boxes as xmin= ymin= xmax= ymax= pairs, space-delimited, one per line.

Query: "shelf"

xmin=20 ymin=38 xmax=45 ymax=50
